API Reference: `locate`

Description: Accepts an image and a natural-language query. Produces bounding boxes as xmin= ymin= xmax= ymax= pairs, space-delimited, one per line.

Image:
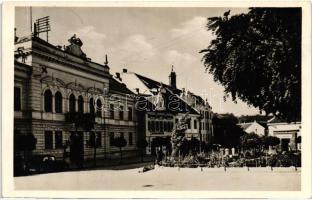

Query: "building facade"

xmin=267 ymin=117 xmax=301 ymax=151
xmin=238 ymin=121 xmax=267 ymax=136
xmin=118 ymin=67 xmax=214 ymax=155
xmin=14 ymin=34 xmax=138 ymax=161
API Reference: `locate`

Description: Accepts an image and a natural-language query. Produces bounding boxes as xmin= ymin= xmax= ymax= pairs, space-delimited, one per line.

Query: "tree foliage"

xmin=262 ymin=136 xmax=280 ymax=148
xmin=65 ymin=112 xmax=96 ymax=131
xmin=201 ymin=8 xmax=301 ymax=121
xmin=240 ymin=132 xmax=262 ymax=150
xmin=14 ymin=133 xmax=37 ymax=151
xmin=212 ymin=114 xmax=245 ymax=148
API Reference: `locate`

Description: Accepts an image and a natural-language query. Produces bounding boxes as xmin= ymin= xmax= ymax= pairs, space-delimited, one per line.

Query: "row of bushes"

xmin=161 ymin=152 xmax=301 ymax=168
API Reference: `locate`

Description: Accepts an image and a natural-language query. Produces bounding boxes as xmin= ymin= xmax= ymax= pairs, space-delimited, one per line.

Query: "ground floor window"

xmin=129 ymin=132 xmax=133 ymax=145
xmin=55 ymin=131 xmax=63 ymax=149
xmin=96 ymin=132 xmax=102 ymax=147
xmin=109 ymin=132 xmax=114 ymax=145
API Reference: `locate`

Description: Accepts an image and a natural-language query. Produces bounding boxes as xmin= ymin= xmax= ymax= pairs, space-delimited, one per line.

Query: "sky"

xmin=15 ymin=7 xmax=261 ymax=116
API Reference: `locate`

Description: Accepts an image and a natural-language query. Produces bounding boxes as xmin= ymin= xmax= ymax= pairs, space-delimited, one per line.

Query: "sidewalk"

xmin=68 ymin=155 xmax=155 ymax=171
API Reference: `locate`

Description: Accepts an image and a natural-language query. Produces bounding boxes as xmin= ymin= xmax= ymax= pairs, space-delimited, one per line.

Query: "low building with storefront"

xmin=267 ymin=117 xmax=301 ymax=151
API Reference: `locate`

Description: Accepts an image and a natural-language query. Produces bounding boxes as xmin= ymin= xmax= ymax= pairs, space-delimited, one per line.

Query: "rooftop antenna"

xmin=35 ymin=16 xmax=51 ymax=42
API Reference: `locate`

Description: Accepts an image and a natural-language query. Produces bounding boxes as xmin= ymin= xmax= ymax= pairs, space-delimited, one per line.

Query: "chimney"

xmin=169 ymin=65 xmax=177 ymax=89
xmin=135 ymin=88 xmax=140 ymax=94
xmin=115 ymin=72 xmax=122 ymax=81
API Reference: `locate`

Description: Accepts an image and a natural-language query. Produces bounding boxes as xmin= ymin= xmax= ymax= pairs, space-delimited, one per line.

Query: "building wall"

xmin=245 ymin=122 xmax=266 ymax=136
xmin=268 ymin=122 xmax=301 ymax=151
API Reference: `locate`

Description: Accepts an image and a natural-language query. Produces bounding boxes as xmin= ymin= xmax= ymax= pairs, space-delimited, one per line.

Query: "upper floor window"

xmin=110 ymin=104 xmax=114 ymax=119
xmin=128 ymin=107 xmax=133 ymax=121
xmin=69 ymin=94 xmax=76 ymax=113
xmin=89 ymin=98 xmax=95 ymax=114
xmin=96 ymin=99 xmax=102 ymax=117
xmin=44 ymin=89 xmax=53 ymax=112
xmin=14 ymin=87 xmax=21 ymax=111
xmin=187 ymin=119 xmax=191 ymax=129
xmin=194 ymin=119 xmax=197 ymax=129
xmin=78 ymin=95 xmax=84 ymax=113
xmin=119 ymin=106 xmax=124 ymax=120
xmin=55 ymin=91 xmax=62 ymax=113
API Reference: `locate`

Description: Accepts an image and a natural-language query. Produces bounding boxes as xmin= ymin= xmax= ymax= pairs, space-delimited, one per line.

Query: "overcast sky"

xmin=15 ymin=7 xmax=261 ymax=116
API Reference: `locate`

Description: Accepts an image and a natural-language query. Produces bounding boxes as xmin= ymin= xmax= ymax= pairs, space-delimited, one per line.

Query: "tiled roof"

xmin=109 ymin=77 xmax=134 ymax=95
xmin=134 ymin=73 xmax=199 ymax=114
xmin=238 ymin=123 xmax=252 ymax=131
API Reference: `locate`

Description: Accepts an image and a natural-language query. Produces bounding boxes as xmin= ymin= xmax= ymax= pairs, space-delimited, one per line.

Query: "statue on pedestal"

xmin=170 ymin=113 xmax=190 ymax=161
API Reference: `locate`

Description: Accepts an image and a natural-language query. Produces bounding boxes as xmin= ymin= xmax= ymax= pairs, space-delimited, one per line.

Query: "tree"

xmin=240 ymin=133 xmax=262 ymax=153
xmin=262 ymin=136 xmax=280 ymax=150
xmin=112 ymin=137 xmax=127 ymax=163
xmin=201 ymin=8 xmax=301 ymax=122
xmin=136 ymin=139 xmax=148 ymax=162
xmin=212 ymin=114 xmax=245 ymax=148
xmin=14 ymin=133 xmax=37 ymax=159
xmin=65 ymin=112 xmax=96 ymax=167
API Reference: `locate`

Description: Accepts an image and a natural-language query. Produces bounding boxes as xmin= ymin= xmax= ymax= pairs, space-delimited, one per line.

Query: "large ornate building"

xmin=14 ymin=34 xmax=138 ymax=161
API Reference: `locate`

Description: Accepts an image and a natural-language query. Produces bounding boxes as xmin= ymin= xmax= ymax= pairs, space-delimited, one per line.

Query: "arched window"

xmin=89 ymin=98 xmax=95 ymax=114
xmin=69 ymin=94 xmax=76 ymax=113
xmin=44 ymin=89 xmax=52 ymax=112
xmin=96 ymin=99 xmax=102 ymax=117
xmin=78 ymin=95 xmax=84 ymax=113
xmin=55 ymin=91 xmax=62 ymax=113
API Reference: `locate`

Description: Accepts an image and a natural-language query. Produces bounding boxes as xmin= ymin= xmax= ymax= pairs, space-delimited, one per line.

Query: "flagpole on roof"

xmin=30 ymin=7 xmax=32 ymax=34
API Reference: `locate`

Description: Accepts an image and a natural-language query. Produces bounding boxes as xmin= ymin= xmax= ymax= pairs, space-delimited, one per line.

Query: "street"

xmin=14 ymin=167 xmax=300 ymax=191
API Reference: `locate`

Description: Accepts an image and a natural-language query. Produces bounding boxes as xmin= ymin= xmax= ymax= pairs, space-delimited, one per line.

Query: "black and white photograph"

xmin=1 ymin=1 xmax=312 ymax=198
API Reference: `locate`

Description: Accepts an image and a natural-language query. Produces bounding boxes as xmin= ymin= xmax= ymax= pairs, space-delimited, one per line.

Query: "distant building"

xmin=238 ymin=121 xmax=267 ymax=136
xmin=267 ymin=117 xmax=301 ymax=151
xmin=119 ymin=67 xmax=213 ymax=155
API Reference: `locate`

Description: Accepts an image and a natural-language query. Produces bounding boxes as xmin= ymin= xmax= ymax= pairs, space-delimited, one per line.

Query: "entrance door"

xmin=281 ymin=138 xmax=290 ymax=152
xmin=70 ymin=132 xmax=84 ymax=162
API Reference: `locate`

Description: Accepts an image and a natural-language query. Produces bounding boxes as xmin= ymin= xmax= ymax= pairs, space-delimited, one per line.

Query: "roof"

xmin=238 ymin=123 xmax=253 ymax=131
xmin=109 ymin=77 xmax=134 ymax=95
xmin=238 ymin=121 xmax=267 ymax=131
xmin=134 ymin=73 xmax=200 ymax=114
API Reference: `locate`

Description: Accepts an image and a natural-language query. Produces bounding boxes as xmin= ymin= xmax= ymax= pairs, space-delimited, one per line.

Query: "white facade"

xmin=267 ymin=118 xmax=301 ymax=151
xmin=238 ymin=121 xmax=266 ymax=136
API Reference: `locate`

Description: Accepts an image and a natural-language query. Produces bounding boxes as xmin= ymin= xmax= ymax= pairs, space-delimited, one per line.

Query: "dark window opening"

xmin=78 ymin=95 xmax=84 ymax=113
xmin=44 ymin=90 xmax=53 ymax=112
xmin=14 ymin=87 xmax=21 ymax=111
xmin=55 ymin=131 xmax=63 ymax=149
xmin=89 ymin=98 xmax=95 ymax=114
xmin=55 ymin=92 xmax=62 ymax=113
xmin=69 ymin=94 xmax=76 ymax=113
xmin=44 ymin=131 xmax=53 ymax=149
